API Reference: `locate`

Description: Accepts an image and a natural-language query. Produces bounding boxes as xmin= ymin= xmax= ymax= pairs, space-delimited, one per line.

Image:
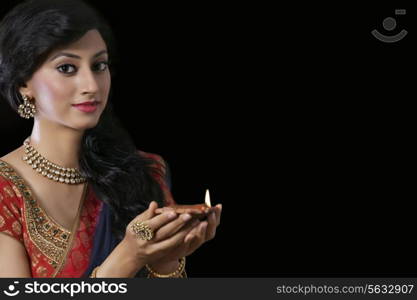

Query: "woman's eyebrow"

xmin=49 ymin=49 xmax=107 ymax=61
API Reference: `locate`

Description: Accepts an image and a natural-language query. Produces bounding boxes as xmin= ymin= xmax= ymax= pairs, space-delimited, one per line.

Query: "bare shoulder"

xmin=0 ymin=145 xmax=25 ymax=165
xmin=0 ymin=146 xmax=31 ymax=181
xmin=0 ymin=146 xmax=31 ymax=185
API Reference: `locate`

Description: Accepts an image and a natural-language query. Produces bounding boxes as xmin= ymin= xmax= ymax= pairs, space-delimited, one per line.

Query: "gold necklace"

xmin=22 ymin=137 xmax=86 ymax=185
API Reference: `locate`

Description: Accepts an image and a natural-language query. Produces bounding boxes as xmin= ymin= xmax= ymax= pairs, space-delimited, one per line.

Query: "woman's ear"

xmin=19 ymin=85 xmax=31 ymax=98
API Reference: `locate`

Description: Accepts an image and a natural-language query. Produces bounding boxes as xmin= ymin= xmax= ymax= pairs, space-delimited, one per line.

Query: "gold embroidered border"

xmin=0 ymin=160 xmax=78 ymax=270
xmin=52 ymin=183 xmax=87 ymax=277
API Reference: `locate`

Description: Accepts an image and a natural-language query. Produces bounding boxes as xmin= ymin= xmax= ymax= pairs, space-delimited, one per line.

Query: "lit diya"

xmin=155 ymin=189 xmax=215 ymax=220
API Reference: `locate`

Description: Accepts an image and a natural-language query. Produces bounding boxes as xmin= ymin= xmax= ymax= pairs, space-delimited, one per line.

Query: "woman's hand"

xmin=184 ymin=204 xmax=222 ymax=250
xmin=152 ymin=203 xmax=223 ymax=264
xmin=123 ymin=201 xmax=202 ymax=266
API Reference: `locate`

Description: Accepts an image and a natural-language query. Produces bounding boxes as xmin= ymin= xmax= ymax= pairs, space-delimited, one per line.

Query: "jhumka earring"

xmin=18 ymin=94 xmax=37 ymax=119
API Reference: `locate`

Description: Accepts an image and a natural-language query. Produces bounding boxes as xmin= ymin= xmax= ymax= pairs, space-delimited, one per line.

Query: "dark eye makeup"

xmin=56 ymin=61 xmax=109 ymax=75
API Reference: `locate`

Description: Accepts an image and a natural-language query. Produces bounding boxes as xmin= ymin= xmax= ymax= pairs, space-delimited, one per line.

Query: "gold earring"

xmin=18 ymin=95 xmax=36 ymax=119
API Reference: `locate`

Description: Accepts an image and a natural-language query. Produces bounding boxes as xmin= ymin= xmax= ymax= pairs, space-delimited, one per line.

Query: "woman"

xmin=0 ymin=0 xmax=222 ymax=278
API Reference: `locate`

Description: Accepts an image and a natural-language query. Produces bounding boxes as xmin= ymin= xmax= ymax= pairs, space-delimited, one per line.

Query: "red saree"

xmin=0 ymin=151 xmax=174 ymax=277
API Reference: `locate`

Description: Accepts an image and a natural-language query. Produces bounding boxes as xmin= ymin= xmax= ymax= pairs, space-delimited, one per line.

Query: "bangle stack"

xmin=146 ymin=257 xmax=187 ymax=278
xmin=89 ymin=258 xmax=188 ymax=278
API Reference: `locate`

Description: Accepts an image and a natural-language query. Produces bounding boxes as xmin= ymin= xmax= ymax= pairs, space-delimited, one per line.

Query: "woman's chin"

xmin=71 ymin=119 xmax=100 ymax=131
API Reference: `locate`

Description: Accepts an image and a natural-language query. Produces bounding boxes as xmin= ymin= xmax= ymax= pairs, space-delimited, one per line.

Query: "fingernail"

xmin=182 ymin=214 xmax=191 ymax=221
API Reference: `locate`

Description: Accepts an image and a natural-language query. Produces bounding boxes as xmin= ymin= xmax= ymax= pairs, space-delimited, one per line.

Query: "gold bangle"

xmin=146 ymin=257 xmax=186 ymax=278
xmin=89 ymin=266 xmax=100 ymax=278
xmin=178 ymin=269 xmax=188 ymax=278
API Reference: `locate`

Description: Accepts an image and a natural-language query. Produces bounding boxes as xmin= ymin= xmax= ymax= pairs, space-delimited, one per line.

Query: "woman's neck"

xmin=29 ymin=118 xmax=84 ymax=169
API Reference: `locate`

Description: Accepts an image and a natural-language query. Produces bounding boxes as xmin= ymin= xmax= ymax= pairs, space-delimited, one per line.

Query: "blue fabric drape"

xmin=82 ymin=201 xmax=119 ymax=277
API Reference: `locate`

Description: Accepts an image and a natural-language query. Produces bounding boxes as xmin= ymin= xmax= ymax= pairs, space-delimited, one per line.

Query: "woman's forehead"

xmin=48 ymin=29 xmax=108 ymax=59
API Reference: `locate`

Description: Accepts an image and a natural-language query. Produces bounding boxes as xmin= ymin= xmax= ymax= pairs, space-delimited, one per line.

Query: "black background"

xmin=0 ymin=1 xmax=414 ymax=277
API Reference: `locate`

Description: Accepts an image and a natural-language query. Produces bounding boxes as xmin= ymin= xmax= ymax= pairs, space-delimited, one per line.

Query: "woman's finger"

xmin=131 ymin=201 xmax=158 ymax=223
xmin=204 ymin=212 xmax=217 ymax=241
xmin=183 ymin=207 xmax=222 ymax=255
xmin=146 ymin=210 xmax=179 ymax=232
xmin=195 ymin=221 xmax=208 ymax=242
xmin=184 ymin=221 xmax=201 ymax=243
xmin=154 ymin=213 xmax=193 ymax=242
xmin=186 ymin=221 xmax=208 ymax=251
xmin=154 ymin=207 xmax=171 ymax=214
xmin=183 ymin=220 xmax=214 ymax=256
xmin=129 ymin=210 xmax=177 ymax=239
xmin=154 ymin=218 xmax=200 ymax=250
xmin=215 ymin=204 xmax=222 ymax=225
xmin=185 ymin=208 xmax=218 ymax=244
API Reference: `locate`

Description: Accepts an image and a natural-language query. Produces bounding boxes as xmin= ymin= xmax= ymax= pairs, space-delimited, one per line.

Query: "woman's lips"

xmin=72 ymin=102 xmax=99 ymax=113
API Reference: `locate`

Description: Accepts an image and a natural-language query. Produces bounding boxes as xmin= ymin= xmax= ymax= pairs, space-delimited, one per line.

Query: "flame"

xmin=205 ymin=189 xmax=211 ymax=207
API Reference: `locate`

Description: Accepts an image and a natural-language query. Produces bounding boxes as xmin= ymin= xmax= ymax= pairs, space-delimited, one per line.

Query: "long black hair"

xmin=0 ymin=0 xmax=166 ymax=241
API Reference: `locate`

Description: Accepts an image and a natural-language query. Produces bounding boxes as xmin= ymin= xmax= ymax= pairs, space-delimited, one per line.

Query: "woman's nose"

xmin=79 ymin=69 xmax=99 ymax=94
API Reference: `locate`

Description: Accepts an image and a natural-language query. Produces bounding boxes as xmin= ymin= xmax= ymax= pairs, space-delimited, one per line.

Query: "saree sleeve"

xmin=0 ymin=175 xmax=24 ymax=243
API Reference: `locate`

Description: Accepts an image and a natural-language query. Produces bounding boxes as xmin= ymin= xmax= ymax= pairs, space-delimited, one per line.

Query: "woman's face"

xmin=20 ymin=29 xmax=111 ymax=130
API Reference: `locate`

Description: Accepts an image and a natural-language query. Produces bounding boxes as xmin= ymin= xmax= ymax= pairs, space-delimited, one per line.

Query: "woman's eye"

xmin=57 ymin=64 xmax=76 ymax=74
xmin=56 ymin=62 xmax=108 ymax=75
xmin=94 ymin=61 xmax=109 ymax=72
